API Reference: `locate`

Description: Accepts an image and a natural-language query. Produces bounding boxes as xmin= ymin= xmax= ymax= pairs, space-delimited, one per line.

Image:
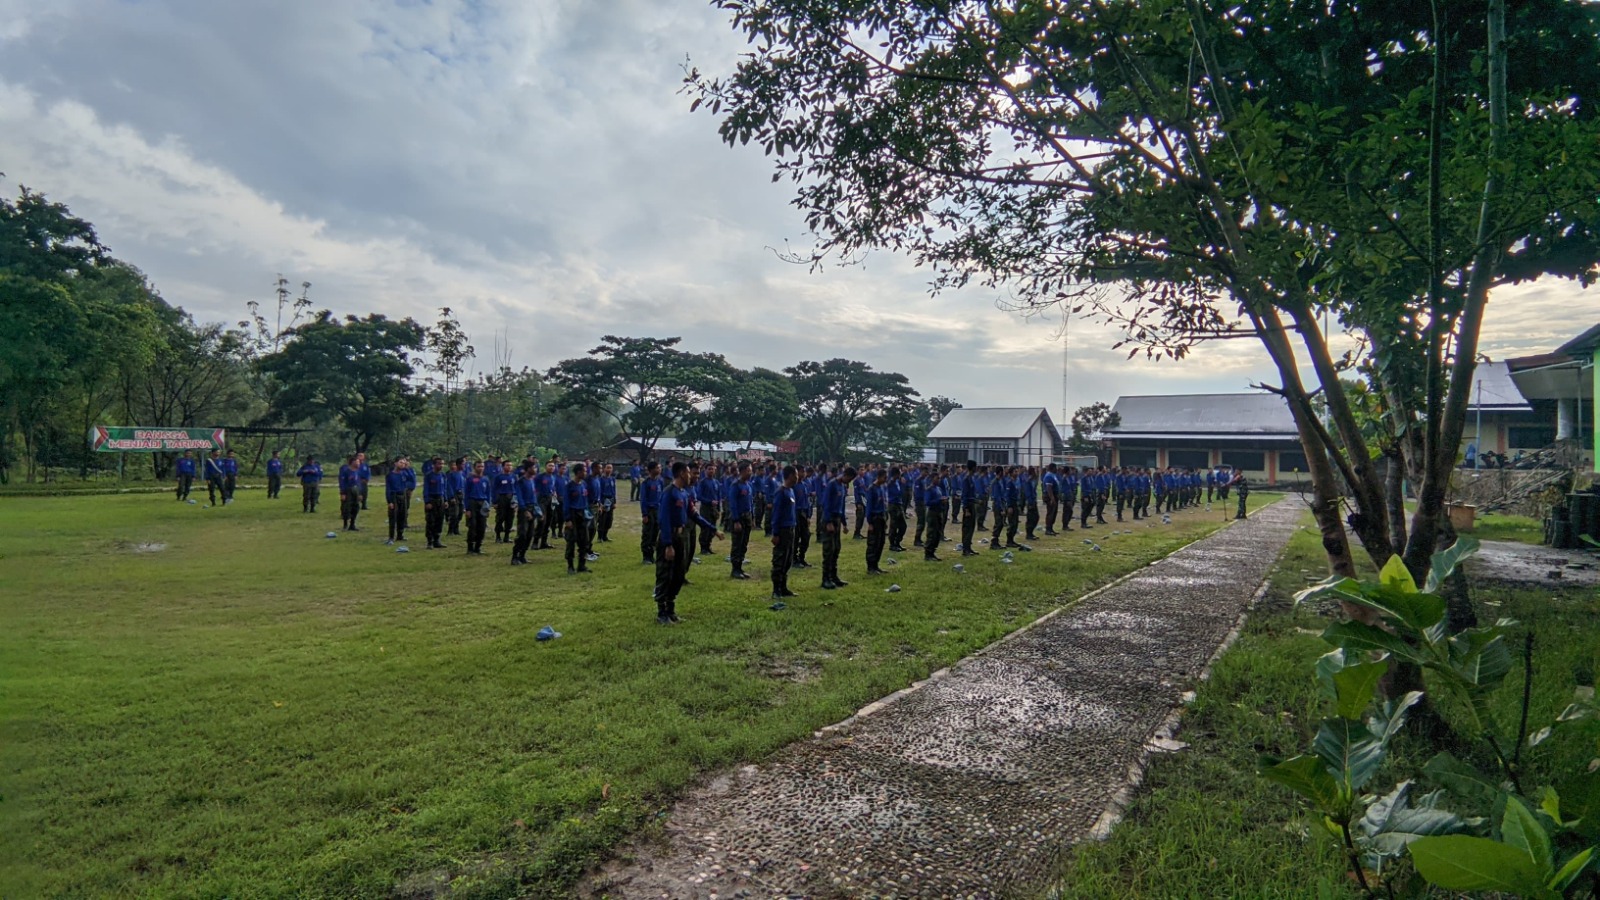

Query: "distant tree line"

xmin=0 ymin=187 xmax=961 ymax=483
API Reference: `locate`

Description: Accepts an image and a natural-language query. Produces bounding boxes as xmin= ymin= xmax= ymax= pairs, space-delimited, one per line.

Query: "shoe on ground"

xmin=656 ymin=614 xmax=672 ymax=625
xmin=834 ymin=579 xmax=849 ymax=588
xmin=668 ymin=613 xmax=681 ymax=623
xmin=925 ymin=555 xmax=942 ymax=562
xmin=821 ymin=581 xmax=837 ymax=590
xmin=567 ymin=566 xmax=576 ymax=574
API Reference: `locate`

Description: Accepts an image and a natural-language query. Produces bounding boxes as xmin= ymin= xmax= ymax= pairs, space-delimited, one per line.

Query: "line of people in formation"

xmin=276 ymin=452 xmax=1252 ymax=626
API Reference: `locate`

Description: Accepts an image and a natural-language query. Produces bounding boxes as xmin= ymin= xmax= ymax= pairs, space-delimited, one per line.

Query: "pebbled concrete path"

xmin=582 ymin=498 xmax=1301 ymax=899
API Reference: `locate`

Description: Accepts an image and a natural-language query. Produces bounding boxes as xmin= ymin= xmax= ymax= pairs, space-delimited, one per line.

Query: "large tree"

xmin=689 ymin=0 xmax=1600 ymax=587
xmin=546 ymin=335 xmax=731 ymax=461
xmin=1069 ymin=402 xmax=1121 ymax=453
xmin=681 ymin=365 xmax=800 ymax=449
xmin=259 ymin=311 xmax=428 ymax=453
xmin=786 ymin=358 xmax=920 ymax=461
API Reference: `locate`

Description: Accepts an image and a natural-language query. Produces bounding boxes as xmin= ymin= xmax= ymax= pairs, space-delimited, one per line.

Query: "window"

xmin=1508 ymin=426 xmax=1557 ymax=449
xmin=982 ymin=448 xmax=1011 ymax=465
xmin=1118 ymin=446 xmax=1157 ymax=468
xmin=1278 ymin=450 xmax=1309 ymax=473
xmin=942 ymin=448 xmax=969 ymax=464
xmin=1167 ymin=449 xmax=1210 ymax=468
xmin=1221 ymin=450 xmax=1266 ymax=471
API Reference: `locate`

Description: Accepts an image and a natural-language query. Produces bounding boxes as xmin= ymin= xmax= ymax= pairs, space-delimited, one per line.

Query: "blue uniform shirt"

xmin=514 ymin=475 xmax=540 ymax=511
xmin=266 ymin=458 xmax=283 ymax=475
xmin=176 ymin=457 xmax=196 ymax=476
xmin=464 ymin=473 xmax=491 ymax=502
xmin=729 ymin=478 xmax=754 ymax=519
xmin=297 ymin=463 xmax=322 ymax=483
xmin=769 ymin=484 xmax=797 ymax=532
xmin=423 ymin=464 xmax=447 ymax=500
xmin=563 ymin=478 xmax=590 ymax=516
xmin=641 ymin=475 xmax=662 ymax=515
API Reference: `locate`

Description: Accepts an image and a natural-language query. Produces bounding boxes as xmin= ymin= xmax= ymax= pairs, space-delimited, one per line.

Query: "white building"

xmin=926 ymin=408 xmax=1064 ymax=467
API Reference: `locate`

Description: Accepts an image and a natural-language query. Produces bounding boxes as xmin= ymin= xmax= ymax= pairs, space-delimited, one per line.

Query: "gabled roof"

xmin=1105 ymin=393 xmax=1295 ymax=437
xmin=927 ymin=407 xmax=1061 ymax=443
xmin=1466 ymin=361 xmax=1533 ymax=412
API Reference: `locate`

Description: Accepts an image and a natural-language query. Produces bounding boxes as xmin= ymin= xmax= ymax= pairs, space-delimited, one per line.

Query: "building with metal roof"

xmin=1102 ymin=393 xmax=1304 ymax=482
xmin=926 ymin=408 xmax=1064 ymax=467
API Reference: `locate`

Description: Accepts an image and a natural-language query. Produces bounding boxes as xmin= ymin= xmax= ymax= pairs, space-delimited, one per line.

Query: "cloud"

xmin=1 ymin=0 xmax=1592 ymax=428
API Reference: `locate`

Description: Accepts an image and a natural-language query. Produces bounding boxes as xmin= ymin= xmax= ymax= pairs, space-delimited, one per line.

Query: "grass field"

xmin=0 ymin=488 xmax=1272 ymax=898
xmin=1051 ymin=517 xmax=1600 ymax=898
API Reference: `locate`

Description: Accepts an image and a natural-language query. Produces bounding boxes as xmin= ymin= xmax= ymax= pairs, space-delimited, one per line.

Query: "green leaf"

xmin=1295 ymin=575 xmax=1368 ymax=607
xmin=1368 ymin=691 xmax=1424 ymax=744
xmin=1423 ymin=752 xmax=1504 ymax=806
xmin=1448 ymin=629 xmax=1513 ymax=690
xmin=1332 ymin=659 xmax=1389 ymax=720
xmin=1379 ymin=554 xmax=1418 ymax=593
xmin=1358 ymin=781 xmax=1470 ymax=860
xmin=1261 ymin=754 xmax=1343 ymax=812
xmin=1409 ymin=835 xmax=1549 ymax=894
xmin=1425 ymin=536 xmax=1481 ymax=593
xmin=1313 ymin=718 xmax=1386 ymax=793
xmin=1314 ymin=648 xmax=1348 ymax=702
xmin=1549 ymin=846 xmax=1596 ymax=891
xmin=1322 ymin=620 xmax=1425 ymax=664
xmin=1503 ymin=795 xmax=1554 ymax=874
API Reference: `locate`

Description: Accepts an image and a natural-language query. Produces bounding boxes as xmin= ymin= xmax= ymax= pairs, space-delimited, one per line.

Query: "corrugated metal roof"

xmin=927 ymin=407 xmax=1057 ymax=440
xmin=1467 ymin=361 xmax=1533 ymax=412
xmin=1105 ymin=393 xmax=1296 ymax=436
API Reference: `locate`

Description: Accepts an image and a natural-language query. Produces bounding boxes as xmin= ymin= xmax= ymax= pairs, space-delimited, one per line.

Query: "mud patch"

xmin=1469 ymin=540 xmax=1600 ymax=588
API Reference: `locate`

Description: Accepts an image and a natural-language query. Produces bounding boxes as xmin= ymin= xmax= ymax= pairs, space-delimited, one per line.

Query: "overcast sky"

xmin=1 ymin=0 xmax=1591 ymax=425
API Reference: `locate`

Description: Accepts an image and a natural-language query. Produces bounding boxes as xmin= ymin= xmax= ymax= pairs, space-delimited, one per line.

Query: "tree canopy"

xmin=690 ymin=0 xmax=1600 ymax=582
xmin=546 ymin=335 xmax=733 ymax=459
xmin=786 ymin=358 xmax=921 ymax=460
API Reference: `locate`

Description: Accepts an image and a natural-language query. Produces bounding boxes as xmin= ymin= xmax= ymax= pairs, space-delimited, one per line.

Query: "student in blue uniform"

xmin=174 ymin=450 xmax=196 ymax=501
xmin=597 ymin=463 xmax=618 ymax=543
xmin=958 ymin=461 xmax=981 ymax=555
xmin=864 ymin=468 xmax=890 ymax=574
xmin=697 ymin=462 xmax=723 ymax=555
xmin=1022 ymin=466 xmax=1041 ymax=540
xmin=446 ymin=458 xmax=466 ymax=536
xmin=356 ymin=453 xmax=371 ymax=510
xmin=338 ymin=455 xmax=363 ymax=531
xmin=583 ymin=463 xmax=603 ymax=559
xmin=793 ymin=464 xmax=815 ymax=569
xmin=629 ymin=462 xmax=642 ymax=502
xmin=852 ymin=466 xmax=871 ymax=540
xmin=463 ymin=460 xmax=491 ymax=554
xmin=923 ymin=469 xmax=947 ymax=561
xmin=640 ymin=460 xmax=663 ymax=564
xmin=511 ymin=461 xmax=542 ymax=564
xmin=767 ymin=465 xmax=800 ymax=598
xmin=221 ymin=450 xmax=240 ymax=503
xmin=296 ymin=456 xmax=323 ymax=513
xmin=202 ymin=449 xmax=225 ymax=506
xmin=821 ymin=466 xmax=852 ymax=589
xmin=654 ymin=461 xmax=722 ymax=624
xmin=385 ymin=456 xmax=415 ymax=544
xmin=562 ymin=462 xmax=594 ymax=574
xmin=423 ymin=456 xmax=448 ymax=549
xmin=266 ymin=451 xmax=284 ymax=499
xmin=887 ymin=467 xmax=909 ymax=552
xmin=534 ymin=459 xmax=557 ymax=549
xmin=491 ymin=459 xmax=516 ymax=544
xmin=1041 ymin=464 xmax=1059 ymax=535
xmin=912 ymin=467 xmax=928 ymax=548
xmin=728 ymin=462 xmax=755 ymax=580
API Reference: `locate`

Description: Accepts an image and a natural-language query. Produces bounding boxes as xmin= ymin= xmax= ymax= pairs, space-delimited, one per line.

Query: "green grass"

xmin=1050 ymin=518 xmax=1600 ymax=899
xmin=1470 ymin=510 xmax=1546 ymax=545
xmin=0 ymin=492 xmax=1269 ymax=898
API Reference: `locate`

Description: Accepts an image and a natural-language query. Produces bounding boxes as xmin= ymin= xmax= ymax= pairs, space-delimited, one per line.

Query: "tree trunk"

xmin=1385 ymin=452 xmax=1408 ymax=555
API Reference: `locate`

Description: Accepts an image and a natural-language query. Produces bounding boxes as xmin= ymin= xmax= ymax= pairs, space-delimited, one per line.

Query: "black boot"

xmin=656 ymin=600 xmax=671 ymax=625
xmin=667 ymin=600 xmax=680 ymax=624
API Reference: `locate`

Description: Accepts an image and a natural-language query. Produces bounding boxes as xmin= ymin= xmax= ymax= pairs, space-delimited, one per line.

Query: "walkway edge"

xmin=814 ymin=512 xmax=1253 ymax=738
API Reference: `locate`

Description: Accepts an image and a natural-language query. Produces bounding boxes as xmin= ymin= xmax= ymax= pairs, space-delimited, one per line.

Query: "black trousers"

xmin=207 ymin=476 xmax=224 ymax=505
xmin=267 ymin=473 xmax=281 ymax=498
xmin=1236 ymin=490 xmax=1249 ymax=519
xmin=176 ymin=474 xmax=193 ymax=500
xmin=223 ymin=475 xmax=236 ymax=501
xmin=494 ymin=496 xmax=514 ymax=541
xmin=654 ymin=527 xmax=688 ymax=613
xmin=1025 ymin=501 xmax=1040 ymax=537
xmin=425 ymin=498 xmax=444 ymax=545
xmin=387 ymin=492 xmax=410 ymax=540
xmin=1044 ymin=494 xmax=1057 ymax=531
xmin=301 ymin=483 xmax=319 ymax=512
xmin=342 ymin=491 xmax=362 ymax=527
xmin=465 ymin=499 xmax=488 ymax=551
xmin=990 ymin=500 xmax=1007 ymax=547
xmin=730 ymin=515 xmax=752 ymax=574
xmin=598 ymin=503 xmax=614 ymax=541
xmin=447 ymin=497 xmax=462 ymax=534
xmin=821 ymin=519 xmax=843 ymax=583
xmin=629 ymin=478 xmax=639 ymax=501
xmin=565 ymin=512 xmax=592 ymax=569
xmin=924 ymin=506 xmax=946 ymax=558
xmin=771 ymin=526 xmax=794 ymax=593
xmin=960 ymin=503 xmax=979 ymax=551
xmin=795 ymin=511 xmax=811 ymax=564
xmin=889 ymin=504 xmax=907 ymax=548
xmin=853 ymin=501 xmax=866 ymax=537
xmin=866 ymin=514 xmax=887 ymax=569
xmin=537 ymin=499 xmax=558 ymax=546
xmin=913 ymin=501 xmax=926 ymax=544
xmin=641 ymin=510 xmax=658 ymax=562
xmin=514 ymin=509 xmax=537 ymax=558
xmin=700 ymin=504 xmax=719 ymax=554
